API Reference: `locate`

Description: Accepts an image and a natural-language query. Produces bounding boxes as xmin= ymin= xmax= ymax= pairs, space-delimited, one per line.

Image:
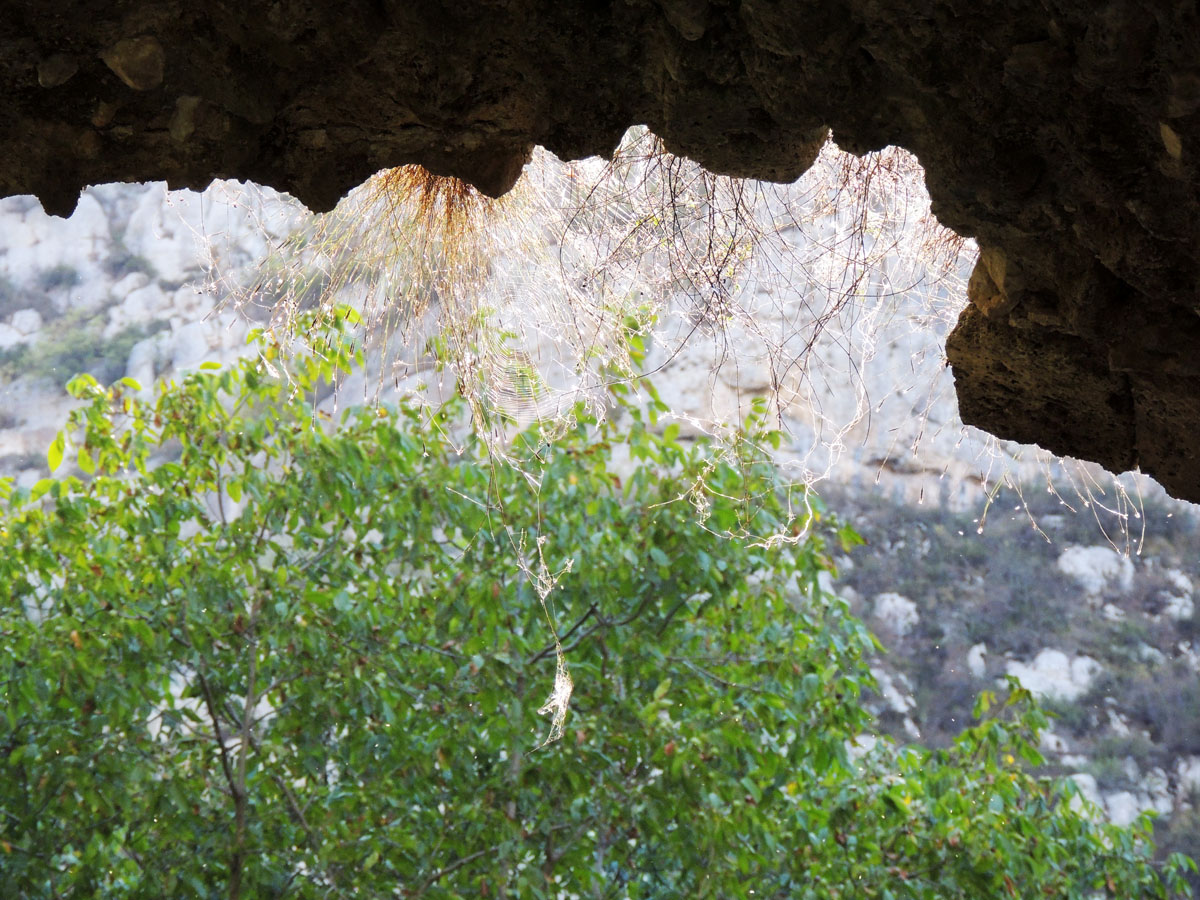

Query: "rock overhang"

xmin=3 ymin=0 xmax=1198 ymax=500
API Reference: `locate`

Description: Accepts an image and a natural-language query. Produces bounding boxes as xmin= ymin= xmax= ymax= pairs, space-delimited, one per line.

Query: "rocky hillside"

xmin=0 ymin=180 xmax=297 ymax=487
xmin=0 ymin=162 xmax=1197 ymax=872
xmin=824 ymin=486 xmax=1199 ymax=869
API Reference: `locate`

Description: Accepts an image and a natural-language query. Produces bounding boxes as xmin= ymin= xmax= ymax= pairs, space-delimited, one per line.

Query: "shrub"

xmin=0 ymin=314 xmax=1192 ymax=898
xmin=0 ymin=274 xmax=29 ymax=320
xmin=1125 ymin=664 xmax=1200 ymax=756
xmin=1159 ymin=810 xmax=1200 ymax=896
xmin=11 ymin=316 xmax=167 ymax=385
xmin=35 ymin=264 xmax=81 ymax=292
xmin=103 ymin=239 xmax=157 ymax=280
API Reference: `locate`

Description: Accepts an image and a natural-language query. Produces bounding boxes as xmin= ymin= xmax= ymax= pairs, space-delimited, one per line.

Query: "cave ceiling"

xmin=3 ymin=1 xmax=1199 ymax=501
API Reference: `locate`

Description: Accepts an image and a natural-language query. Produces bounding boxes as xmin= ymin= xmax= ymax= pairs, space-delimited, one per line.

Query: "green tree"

xmin=0 ymin=316 xmax=1193 ymax=898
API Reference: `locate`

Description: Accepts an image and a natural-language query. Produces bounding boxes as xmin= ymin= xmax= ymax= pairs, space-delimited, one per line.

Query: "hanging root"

xmin=372 ymin=165 xmax=496 ymax=238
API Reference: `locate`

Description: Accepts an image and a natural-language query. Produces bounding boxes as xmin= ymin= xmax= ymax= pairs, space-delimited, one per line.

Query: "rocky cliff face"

xmin=2 ymin=1 xmax=1200 ymax=500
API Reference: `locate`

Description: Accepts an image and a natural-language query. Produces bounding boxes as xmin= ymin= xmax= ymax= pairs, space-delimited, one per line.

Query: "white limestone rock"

xmin=211 ymin=310 xmax=250 ymax=351
xmin=1067 ymin=773 xmax=1104 ymax=817
xmin=1164 ymin=568 xmax=1194 ymax=595
xmin=124 ymin=187 xmax=204 ymax=284
xmin=122 ymin=182 xmax=278 ymax=286
xmin=1040 ymin=729 xmax=1069 ymax=755
xmin=1138 ymin=643 xmax=1167 ymax=666
xmin=16 ymin=469 xmax=41 ymax=490
xmin=846 ymin=734 xmax=879 ymax=762
xmin=873 ymin=592 xmax=919 ymax=637
xmin=171 ymin=284 xmax=216 ymax=319
xmin=715 ymin=338 xmax=773 ymax=391
xmin=111 ymin=272 xmax=150 ymax=297
xmin=122 ymin=283 xmax=169 ymax=321
xmin=10 ymin=308 xmax=43 ymax=335
xmin=125 ymin=332 xmax=169 ymax=387
xmin=1104 ymin=791 xmax=1142 ymax=827
xmin=167 ymin=321 xmax=213 ymax=371
xmin=1162 ymin=593 xmax=1194 ymax=622
xmin=0 ymin=323 xmax=23 ymax=350
xmin=1176 ymin=757 xmax=1200 ymax=799
xmin=1143 ymin=768 xmax=1173 ymax=816
xmin=1108 ymin=709 xmax=1132 ymax=737
xmin=817 ymin=569 xmax=837 ymax=597
xmin=1102 ymin=603 xmax=1126 ymax=622
xmin=870 ymin=666 xmax=917 ymax=717
xmin=55 ymin=280 xmax=111 ymax=315
xmin=1005 ymin=649 xmax=1100 ymax=702
xmin=966 ymin=642 xmax=988 ymax=678
xmin=0 ymin=196 xmax=111 ymax=292
xmin=1123 ymin=756 xmax=1141 ymax=782
xmin=1179 ymin=642 xmax=1200 ymax=674
xmin=1056 ymin=545 xmax=1134 ymax=596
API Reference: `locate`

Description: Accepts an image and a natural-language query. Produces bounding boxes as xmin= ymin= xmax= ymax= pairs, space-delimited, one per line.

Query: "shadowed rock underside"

xmin=2 ymin=1 xmax=1198 ymax=500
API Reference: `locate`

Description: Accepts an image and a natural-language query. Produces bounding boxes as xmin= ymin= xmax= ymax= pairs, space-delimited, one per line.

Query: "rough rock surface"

xmin=1 ymin=2 xmax=1199 ymax=499
xmin=1057 ymin=545 xmax=1136 ymax=598
xmin=872 ymin=592 xmax=920 ymax=637
xmin=1005 ymin=649 xmax=1101 ymax=702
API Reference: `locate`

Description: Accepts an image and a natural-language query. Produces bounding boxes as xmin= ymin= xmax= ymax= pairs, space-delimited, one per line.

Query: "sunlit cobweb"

xmin=217 ymin=130 xmax=970 ymax=455
xmin=212 ymin=126 xmax=1168 ymax=550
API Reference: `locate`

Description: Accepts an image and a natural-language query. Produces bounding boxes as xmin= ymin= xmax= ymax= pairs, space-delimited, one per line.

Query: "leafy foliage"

xmin=0 ymin=315 xmax=1193 ymax=898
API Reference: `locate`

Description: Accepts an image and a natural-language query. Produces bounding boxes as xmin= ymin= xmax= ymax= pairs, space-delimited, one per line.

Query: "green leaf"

xmin=47 ymin=432 xmax=66 ymax=473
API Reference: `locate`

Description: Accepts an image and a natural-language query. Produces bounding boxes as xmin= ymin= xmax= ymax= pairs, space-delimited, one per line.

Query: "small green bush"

xmin=103 ymin=241 xmax=157 ymax=280
xmin=0 ymin=275 xmax=26 ymax=320
xmin=1159 ymin=810 xmax=1200 ymax=896
xmin=1043 ymin=696 xmax=1094 ymax=737
xmin=35 ymin=264 xmax=81 ymax=292
xmin=3 ymin=315 xmax=167 ymax=385
xmin=1125 ymin=664 xmax=1200 ymax=756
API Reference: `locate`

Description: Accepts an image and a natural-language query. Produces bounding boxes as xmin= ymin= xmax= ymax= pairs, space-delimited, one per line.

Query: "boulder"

xmin=1103 ymin=791 xmax=1142 ymax=827
xmin=10 ymin=308 xmax=43 ymax=335
xmin=1005 ymin=649 xmax=1100 ymax=702
xmin=167 ymin=321 xmax=212 ymax=371
xmin=1056 ymin=545 xmax=1134 ymax=597
xmin=125 ymin=332 xmax=168 ymax=389
xmin=121 ymin=284 xmax=168 ymax=322
xmin=1067 ymin=773 xmax=1103 ymax=814
xmin=966 ymin=642 xmax=988 ymax=678
xmin=0 ymin=323 xmax=22 ymax=350
xmin=873 ymin=592 xmax=919 ymax=637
